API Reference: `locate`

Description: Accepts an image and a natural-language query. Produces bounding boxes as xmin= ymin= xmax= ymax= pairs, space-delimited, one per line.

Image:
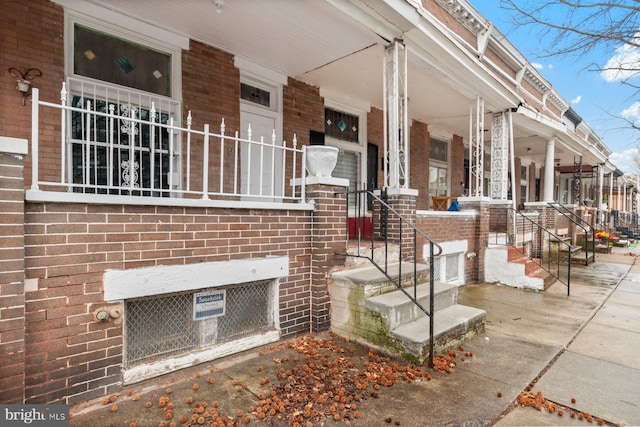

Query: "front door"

xmin=240 ymin=109 xmax=283 ymax=201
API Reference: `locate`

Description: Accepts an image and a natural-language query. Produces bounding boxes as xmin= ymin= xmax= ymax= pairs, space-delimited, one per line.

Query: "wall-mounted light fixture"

xmin=213 ymin=0 xmax=224 ymax=13
xmin=8 ymin=67 xmax=42 ymax=105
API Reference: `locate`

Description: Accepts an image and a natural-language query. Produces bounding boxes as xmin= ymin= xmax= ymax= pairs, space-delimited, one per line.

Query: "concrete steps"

xmin=328 ymin=262 xmax=485 ymax=364
xmin=485 ymin=246 xmax=556 ymax=290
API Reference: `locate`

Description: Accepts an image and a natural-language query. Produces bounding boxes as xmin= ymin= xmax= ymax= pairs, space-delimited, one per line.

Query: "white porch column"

xmin=609 ymin=173 xmax=613 ymax=210
xmin=623 ymin=184 xmax=627 ymax=213
xmin=618 ymin=183 xmax=622 ymax=211
xmin=598 ymin=164 xmax=604 ymax=208
xmin=468 ymin=97 xmax=485 ymax=197
xmin=383 ymin=40 xmax=408 ymax=190
xmin=490 ymin=112 xmax=509 ymax=200
xmin=543 ymin=138 xmax=555 ymax=202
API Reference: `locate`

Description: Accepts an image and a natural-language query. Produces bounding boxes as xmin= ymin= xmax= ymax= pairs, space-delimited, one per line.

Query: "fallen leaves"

xmin=97 ymin=334 xmax=476 ymax=426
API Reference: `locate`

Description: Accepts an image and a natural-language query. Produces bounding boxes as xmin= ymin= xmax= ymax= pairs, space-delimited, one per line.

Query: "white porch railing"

xmin=28 ymin=83 xmax=308 ymax=207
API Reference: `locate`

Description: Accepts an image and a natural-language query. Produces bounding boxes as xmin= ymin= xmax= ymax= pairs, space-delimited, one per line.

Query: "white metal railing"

xmin=29 ymin=82 xmax=307 ymax=205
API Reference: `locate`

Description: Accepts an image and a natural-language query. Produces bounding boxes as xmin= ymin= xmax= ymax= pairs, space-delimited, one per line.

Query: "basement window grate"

xmin=445 ymin=254 xmax=459 ymax=282
xmin=124 ymin=280 xmax=272 ymax=368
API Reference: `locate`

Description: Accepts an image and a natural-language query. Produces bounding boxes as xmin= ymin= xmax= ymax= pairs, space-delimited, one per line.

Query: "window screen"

xmin=333 ymin=150 xmax=360 ymax=192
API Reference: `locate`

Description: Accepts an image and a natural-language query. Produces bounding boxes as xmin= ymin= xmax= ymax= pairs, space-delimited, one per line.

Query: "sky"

xmin=473 ymin=1 xmax=640 ymax=174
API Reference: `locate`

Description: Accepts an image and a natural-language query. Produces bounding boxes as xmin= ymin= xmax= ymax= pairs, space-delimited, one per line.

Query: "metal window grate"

xmin=445 ymin=254 xmax=459 ymax=282
xmin=124 ymin=280 xmax=272 ymax=368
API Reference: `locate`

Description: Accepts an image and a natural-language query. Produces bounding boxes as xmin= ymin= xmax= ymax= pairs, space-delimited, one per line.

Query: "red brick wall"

xmin=450 ymin=134 xmax=464 ymax=197
xmin=182 ymin=41 xmax=240 ymax=194
xmin=283 ymin=78 xmax=325 ymax=179
xmin=23 ymin=202 xmax=312 ymax=404
xmin=415 ymin=213 xmax=479 ymax=283
xmin=0 ymin=0 xmax=65 ymax=187
xmin=386 ymin=194 xmax=417 ymax=260
xmin=410 ymin=121 xmax=429 ymax=209
xmin=0 ymin=153 xmax=27 ymax=403
xmin=515 ymin=157 xmax=522 ymax=206
xmin=529 ymin=162 xmax=537 ymax=202
xmin=308 ymin=184 xmax=347 ymax=332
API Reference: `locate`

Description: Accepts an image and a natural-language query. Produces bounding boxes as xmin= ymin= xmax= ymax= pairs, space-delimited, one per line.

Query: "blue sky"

xmin=473 ymin=1 xmax=639 ymax=174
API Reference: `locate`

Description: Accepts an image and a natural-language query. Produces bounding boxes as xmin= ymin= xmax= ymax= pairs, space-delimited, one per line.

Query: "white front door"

xmin=240 ymin=109 xmax=283 ymax=201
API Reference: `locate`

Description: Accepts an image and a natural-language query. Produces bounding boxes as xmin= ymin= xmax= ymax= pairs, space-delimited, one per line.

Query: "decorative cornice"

xmin=523 ymin=70 xmax=567 ymax=112
xmin=434 ymin=0 xmax=488 ymax=35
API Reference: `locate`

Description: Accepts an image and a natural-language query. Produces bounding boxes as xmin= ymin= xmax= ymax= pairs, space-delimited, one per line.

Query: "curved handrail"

xmin=509 ymin=208 xmax=571 ymax=295
xmin=341 ymin=188 xmax=442 ymax=367
xmin=547 ymin=202 xmax=595 ymax=266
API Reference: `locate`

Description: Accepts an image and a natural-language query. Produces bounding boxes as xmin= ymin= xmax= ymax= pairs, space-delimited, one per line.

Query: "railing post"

xmin=31 ymin=88 xmax=39 ymax=190
xmin=108 ymin=104 xmax=115 ymax=189
xmin=185 ymin=110 xmax=191 ymax=192
xmin=202 ymin=124 xmax=209 ymax=199
xmin=219 ymin=119 xmax=225 ymax=194
xmin=150 ymin=103 xmax=157 ymax=192
xmin=428 ymin=240 xmax=435 ymax=369
xmin=297 ymin=135 xmax=304 ymax=201
xmin=60 ymin=83 xmax=67 ymax=187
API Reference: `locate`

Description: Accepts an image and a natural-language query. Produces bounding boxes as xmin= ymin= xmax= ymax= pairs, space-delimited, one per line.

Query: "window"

xmin=333 ymin=150 xmax=361 ymax=193
xmin=520 ymin=165 xmax=529 ymax=204
xmin=125 ymin=280 xmax=273 ymax=368
xmin=325 ymin=108 xmax=359 ymax=143
xmin=241 ymin=82 xmax=271 ymax=108
xmin=324 ymin=107 xmax=365 ymax=191
xmin=429 ymin=137 xmax=448 ymax=208
xmin=69 ymin=89 xmax=177 ymax=196
xmin=67 ymin=17 xmax=181 ymax=196
xmin=430 ymin=138 xmax=448 ymax=163
xmin=74 ymin=25 xmax=172 ymax=97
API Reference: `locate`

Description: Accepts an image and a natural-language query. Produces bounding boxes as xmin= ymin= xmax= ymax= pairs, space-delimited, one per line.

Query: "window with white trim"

xmin=324 ymin=106 xmax=365 ymax=194
xmin=429 ymin=137 xmax=448 ymax=208
xmin=66 ymin=14 xmax=182 ymax=196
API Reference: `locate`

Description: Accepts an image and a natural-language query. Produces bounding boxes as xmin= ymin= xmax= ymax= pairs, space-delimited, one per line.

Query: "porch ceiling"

xmin=86 ymin=0 xmax=384 ymax=79
xmin=83 ymin=0 xmax=505 ymax=139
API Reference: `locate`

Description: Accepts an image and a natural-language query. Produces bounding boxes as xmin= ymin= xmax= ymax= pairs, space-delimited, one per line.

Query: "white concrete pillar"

xmin=609 ymin=173 xmax=613 ymax=210
xmin=618 ymin=183 xmax=622 ymax=211
xmin=543 ymin=138 xmax=555 ymax=202
xmin=598 ymin=164 xmax=604 ymax=208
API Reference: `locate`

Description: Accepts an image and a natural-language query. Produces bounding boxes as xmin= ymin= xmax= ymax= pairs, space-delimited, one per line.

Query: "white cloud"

xmin=571 ymin=95 xmax=582 ymax=105
xmin=621 ymin=101 xmax=640 ymax=123
xmin=548 ymin=64 xmax=554 ymax=69
xmin=609 ymin=148 xmax=639 ymax=174
xmin=531 ymin=62 xmax=543 ymax=70
xmin=601 ymin=31 xmax=640 ymax=82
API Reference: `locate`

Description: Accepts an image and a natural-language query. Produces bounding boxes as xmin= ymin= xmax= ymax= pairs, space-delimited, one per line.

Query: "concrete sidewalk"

xmin=69 ymin=247 xmax=640 ymax=426
xmin=487 ymin=248 xmax=640 ymax=427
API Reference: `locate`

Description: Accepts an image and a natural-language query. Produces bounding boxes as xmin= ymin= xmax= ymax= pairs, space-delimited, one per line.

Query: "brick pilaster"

xmin=459 ymin=197 xmax=491 ymax=282
xmin=0 ymin=139 xmax=28 ymax=403
xmin=385 ymin=193 xmax=417 ymax=262
xmin=307 ymin=184 xmax=347 ymax=333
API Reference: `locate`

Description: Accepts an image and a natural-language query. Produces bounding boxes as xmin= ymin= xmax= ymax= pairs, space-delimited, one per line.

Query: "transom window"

xmin=74 ymin=24 xmax=172 ymax=97
xmin=325 ymin=108 xmax=359 ymax=143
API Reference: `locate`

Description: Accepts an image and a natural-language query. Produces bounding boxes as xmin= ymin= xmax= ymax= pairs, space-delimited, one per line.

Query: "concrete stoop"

xmin=328 ymin=262 xmax=486 ymax=364
xmin=485 ymin=246 xmax=556 ymax=290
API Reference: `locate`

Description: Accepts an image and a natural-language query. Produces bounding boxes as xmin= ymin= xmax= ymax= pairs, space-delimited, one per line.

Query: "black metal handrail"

xmin=342 ymin=188 xmax=442 ymax=368
xmin=507 ymin=208 xmax=571 ymax=295
xmin=547 ymin=202 xmax=595 ymax=266
xmin=616 ymin=212 xmax=640 ymax=240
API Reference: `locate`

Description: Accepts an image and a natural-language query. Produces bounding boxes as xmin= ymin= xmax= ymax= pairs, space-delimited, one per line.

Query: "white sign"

xmin=193 ymin=289 xmax=226 ymax=320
